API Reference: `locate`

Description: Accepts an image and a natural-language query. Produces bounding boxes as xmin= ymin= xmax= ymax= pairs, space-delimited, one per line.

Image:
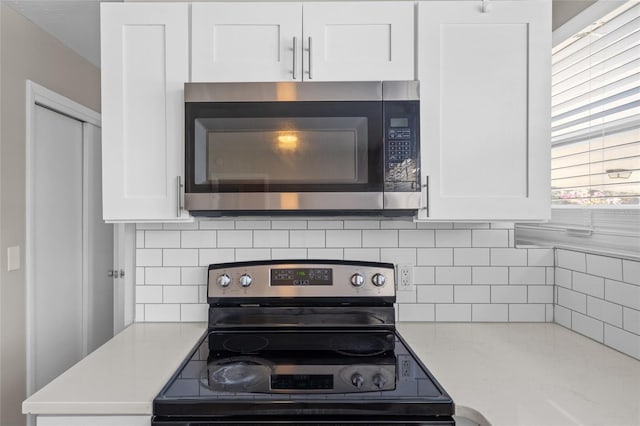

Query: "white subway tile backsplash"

xmin=163 ymin=286 xmax=199 ymax=304
xmin=491 ymin=286 xmax=527 ymax=303
xmin=414 ymin=267 xmax=435 ymax=285
xmin=343 ymin=248 xmax=380 ymax=262
xmin=362 ymin=230 xmax=397 ymax=248
xmin=453 ymin=248 xmax=490 ymax=266
xmin=528 ymin=286 xmax=554 ymax=304
xmin=253 ymin=230 xmax=289 ymax=248
xmin=490 ymin=249 xmax=527 ymax=266
xmin=136 ymin=267 xmax=145 ymax=285
xmin=380 ymin=248 xmax=417 ymax=265
xmin=472 ymin=230 xmax=508 ymax=247
xmin=571 ymin=312 xmax=604 ymax=342
xmin=398 ymin=230 xmax=435 ymax=247
xmin=136 ymin=286 xmax=163 ymax=303
xmin=217 ymin=230 xmax=252 ymax=248
xmin=135 ymin=304 xmax=144 ymax=322
xmin=416 ymin=222 xmax=453 ymax=229
xmin=181 ymin=267 xmax=207 ymax=285
xmin=417 ymin=248 xmax=453 ymax=266
xmin=136 ymin=231 xmax=144 ymax=248
xmin=454 ymin=285 xmax=490 ymax=303
xmin=181 ymin=231 xmax=216 ymax=248
xmin=435 ymin=304 xmax=471 ymax=321
xmin=435 ymin=230 xmax=471 ymax=247
xmin=344 ymin=220 xmax=380 ymax=229
xmin=271 ymin=220 xmax=307 ymax=230
xmin=509 ymin=304 xmax=546 ymax=322
xmin=604 ymin=324 xmax=640 ymax=359
xmin=435 ymin=267 xmax=471 ymax=285
xmin=586 ymin=254 xmax=623 ymax=281
xmin=198 ymin=286 xmax=207 ymax=304
xmin=396 ymin=288 xmax=417 ymax=303
xmin=546 ymin=267 xmax=555 ymax=285
xmin=380 ymin=219 xmax=416 ymax=229
xmin=605 ymin=279 xmax=640 ymax=310
xmin=557 ymin=287 xmax=587 ymax=314
xmin=198 ymin=249 xmax=235 ymax=266
xmin=555 ymin=305 xmax=571 ymax=328
xmin=623 ymin=308 xmax=640 ymax=335
xmin=198 ymin=220 xmax=235 ymax=229
xmin=163 ymin=249 xmax=199 ymax=267
xmin=136 ymin=249 xmax=162 ymax=267
xmin=489 ymin=222 xmax=515 ymax=229
xmin=556 ymin=249 xmax=586 ymax=272
xmin=145 ymin=231 xmax=180 ymax=248
xmin=572 ymin=272 xmax=605 ymax=298
xmin=272 ymin=248 xmax=308 ymax=259
xmin=235 ymin=248 xmax=271 ymax=261
xmin=308 ymin=220 xmax=343 ymax=229
xmin=399 ymin=304 xmax=435 ymax=321
xmin=145 ymin=304 xmax=180 ymax=322
xmin=454 ymin=222 xmax=490 ymax=229
xmin=235 ymin=220 xmax=271 ymax=230
xmin=622 ymin=260 xmax=640 ymax=285
xmin=290 ymin=230 xmax=325 ymax=247
xmin=326 ymin=230 xmax=361 ymax=248
xmin=527 ymin=249 xmax=554 ymax=266
xmin=472 ymin=304 xmax=508 ymax=322
xmin=163 ymin=222 xmax=199 ymax=230
xmin=417 ymin=285 xmax=453 ymax=303
xmin=181 ymin=304 xmax=208 ymax=322
xmin=555 ymin=267 xmax=572 ymax=289
xmin=308 ymin=248 xmax=342 ymax=259
xmin=145 ymin=267 xmax=181 ymax=285
xmin=587 ymin=296 xmax=623 ymax=327
xmin=509 ymin=267 xmax=546 ymax=285
xmin=137 ymin=223 xmax=163 ymax=230
xmin=472 ymin=267 xmax=509 ymax=285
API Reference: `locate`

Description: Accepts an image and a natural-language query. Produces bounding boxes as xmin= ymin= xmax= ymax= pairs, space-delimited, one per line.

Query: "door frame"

xmin=24 ymin=81 xmax=108 ymax=398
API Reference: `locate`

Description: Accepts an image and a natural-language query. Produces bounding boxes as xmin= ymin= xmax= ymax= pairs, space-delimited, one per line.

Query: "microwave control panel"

xmin=383 ymin=100 xmax=420 ymax=193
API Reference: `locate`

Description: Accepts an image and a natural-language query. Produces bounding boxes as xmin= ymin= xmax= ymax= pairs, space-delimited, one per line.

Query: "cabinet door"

xmin=192 ymin=3 xmax=302 ymax=82
xmin=417 ymin=1 xmax=551 ymax=221
xmin=101 ymin=3 xmax=190 ymax=221
xmin=303 ymin=2 xmax=414 ymax=81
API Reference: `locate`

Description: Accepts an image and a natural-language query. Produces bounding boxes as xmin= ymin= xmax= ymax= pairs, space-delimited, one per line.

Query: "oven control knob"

xmin=350 ymin=273 xmax=365 ymax=287
xmin=372 ymin=373 xmax=387 ymax=389
xmin=239 ymin=273 xmax=253 ymax=288
xmin=372 ymin=273 xmax=386 ymax=287
xmin=217 ymin=274 xmax=231 ymax=288
xmin=351 ymin=373 xmax=365 ymax=389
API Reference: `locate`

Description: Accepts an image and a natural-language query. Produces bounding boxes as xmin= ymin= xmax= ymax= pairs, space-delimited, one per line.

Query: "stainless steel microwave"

xmin=184 ymin=81 xmax=421 ymax=215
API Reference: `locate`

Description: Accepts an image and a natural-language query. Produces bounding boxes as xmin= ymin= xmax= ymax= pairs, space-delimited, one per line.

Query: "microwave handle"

xmin=176 ymin=176 xmax=184 ymax=217
xmin=307 ymin=36 xmax=313 ymax=80
xmin=292 ymin=36 xmax=298 ymax=80
xmin=420 ymin=176 xmax=429 ymax=216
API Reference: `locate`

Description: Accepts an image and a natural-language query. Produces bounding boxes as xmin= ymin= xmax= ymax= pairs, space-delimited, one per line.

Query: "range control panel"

xmin=208 ymin=260 xmax=396 ymax=300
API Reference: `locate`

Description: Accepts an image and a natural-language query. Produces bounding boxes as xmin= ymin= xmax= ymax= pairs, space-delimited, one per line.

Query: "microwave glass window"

xmin=194 ymin=117 xmax=369 ymax=185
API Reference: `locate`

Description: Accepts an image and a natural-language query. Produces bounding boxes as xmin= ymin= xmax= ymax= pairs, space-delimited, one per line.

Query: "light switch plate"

xmin=7 ymin=246 xmax=20 ymax=271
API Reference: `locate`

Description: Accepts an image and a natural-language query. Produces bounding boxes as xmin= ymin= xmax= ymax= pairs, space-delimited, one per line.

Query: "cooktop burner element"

xmin=152 ymin=260 xmax=454 ymax=425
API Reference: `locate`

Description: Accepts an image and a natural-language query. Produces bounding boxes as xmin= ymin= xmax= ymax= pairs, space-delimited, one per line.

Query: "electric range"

xmin=152 ymin=260 xmax=454 ymax=425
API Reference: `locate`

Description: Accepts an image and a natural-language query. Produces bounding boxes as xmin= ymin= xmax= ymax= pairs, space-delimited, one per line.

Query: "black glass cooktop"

xmin=153 ymin=330 xmax=454 ymax=422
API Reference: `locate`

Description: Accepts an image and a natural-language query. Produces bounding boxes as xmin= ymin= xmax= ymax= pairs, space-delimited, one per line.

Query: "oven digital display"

xmin=271 ymin=268 xmax=333 ymax=286
xmin=271 ymin=374 xmax=333 ymax=390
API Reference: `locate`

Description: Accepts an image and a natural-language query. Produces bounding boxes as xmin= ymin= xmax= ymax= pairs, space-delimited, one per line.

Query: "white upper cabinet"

xmin=101 ymin=3 xmax=191 ymax=222
xmin=191 ymin=2 xmax=414 ymax=82
xmin=191 ymin=3 xmax=303 ymax=82
xmin=417 ymin=0 xmax=551 ymax=221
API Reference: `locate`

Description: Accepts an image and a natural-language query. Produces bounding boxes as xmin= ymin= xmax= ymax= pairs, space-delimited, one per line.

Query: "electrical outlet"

xmin=399 ymin=355 xmax=412 ymax=379
xmin=397 ymin=264 xmax=413 ymax=290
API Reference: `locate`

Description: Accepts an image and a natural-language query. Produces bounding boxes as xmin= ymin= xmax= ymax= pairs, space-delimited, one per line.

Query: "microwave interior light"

xmin=277 ymin=133 xmax=299 ymax=152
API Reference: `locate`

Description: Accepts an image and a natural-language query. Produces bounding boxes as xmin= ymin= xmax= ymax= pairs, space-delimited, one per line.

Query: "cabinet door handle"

xmin=307 ymin=36 xmax=313 ymax=79
xmin=176 ymin=176 xmax=184 ymax=217
xmin=292 ymin=36 xmax=298 ymax=80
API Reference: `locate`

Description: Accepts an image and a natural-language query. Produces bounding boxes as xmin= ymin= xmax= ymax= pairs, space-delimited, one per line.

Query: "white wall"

xmin=0 ymin=4 xmax=100 ymax=424
xmin=135 ymin=218 xmax=555 ymax=323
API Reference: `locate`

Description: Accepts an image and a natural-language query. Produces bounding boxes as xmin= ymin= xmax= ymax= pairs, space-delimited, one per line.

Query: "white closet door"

xmin=33 ymin=105 xmax=84 ymax=391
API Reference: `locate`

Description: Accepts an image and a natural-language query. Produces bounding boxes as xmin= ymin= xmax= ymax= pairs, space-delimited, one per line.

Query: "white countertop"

xmin=22 ymin=322 xmax=207 ymax=415
xmin=23 ymin=322 xmax=640 ymax=426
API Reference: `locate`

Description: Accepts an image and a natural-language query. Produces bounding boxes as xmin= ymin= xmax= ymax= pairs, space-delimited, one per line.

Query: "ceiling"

xmin=4 ymin=0 xmax=596 ymax=69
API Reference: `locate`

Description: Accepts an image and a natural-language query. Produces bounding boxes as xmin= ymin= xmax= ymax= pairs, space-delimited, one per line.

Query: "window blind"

xmin=551 ymin=0 xmax=640 ymax=206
